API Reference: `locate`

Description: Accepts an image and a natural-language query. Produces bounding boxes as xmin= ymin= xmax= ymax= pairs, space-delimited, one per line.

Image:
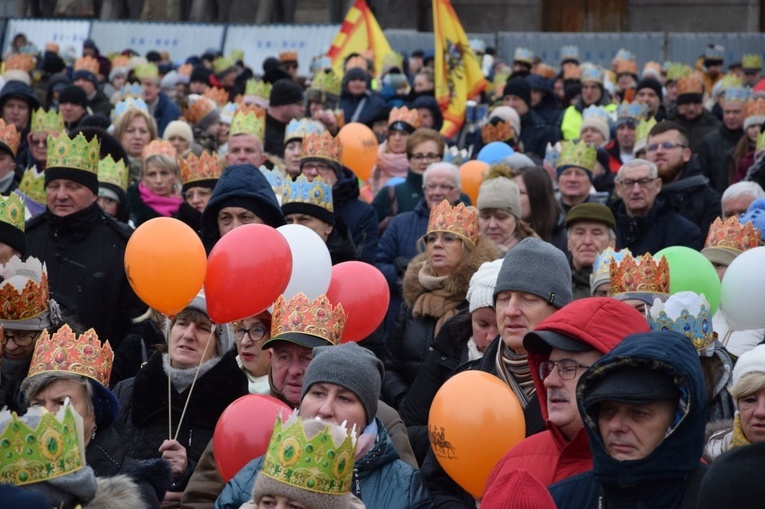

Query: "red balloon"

xmin=213 ymin=395 xmax=292 ymax=482
xmin=326 ymin=262 xmax=389 ymax=342
xmin=205 ymin=224 xmax=292 ymax=323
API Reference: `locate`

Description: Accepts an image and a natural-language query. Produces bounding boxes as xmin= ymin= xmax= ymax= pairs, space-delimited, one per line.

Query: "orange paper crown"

xmin=677 ymin=75 xmax=704 ymax=96
xmin=74 ymin=55 xmax=100 ymax=74
xmin=111 ymin=55 xmax=130 ymax=69
xmin=204 ymin=86 xmax=229 ymax=107
xmin=745 ymin=97 xmax=765 ymax=119
xmin=0 ymin=118 xmax=21 ymax=157
xmin=615 ymin=59 xmax=638 ymax=76
xmin=180 ymin=150 xmax=222 ymax=185
xmin=610 ymin=253 xmax=670 ymax=298
xmin=300 ymin=131 xmax=342 ymax=165
xmin=44 ymin=42 xmax=60 ymax=54
xmin=141 ymin=139 xmax=177 ymax=162
xmin=481 ymin=121 xmax=514 ymax=144
xmin=27 ymin=324 xmax=114 ymax=388
xmin=562 ymin=63 xmax=581 ymax=81
xmin=388 ymin=106 xmax=421 ymax=129
xmin=270 ymin=293 xmax=347 ymax=346
xmin=5 ymin=54 xmax=36 ymax=73
xmin=279 ymin=51 xmax=298 ymax=63
xmin=533 ymin=63 xmax=557 ymax=80
xmin=703 ymin=216 xmax=760 ymax=252
xmin=235 ymin=102 xmax=266 ymax=117
xmin=184 ymin=97 xmax=217 ymax=125
xmin=0 ymin=256 xmax=49 ymax=322
xmin=427 ymin=200 xmax=479 ymax=245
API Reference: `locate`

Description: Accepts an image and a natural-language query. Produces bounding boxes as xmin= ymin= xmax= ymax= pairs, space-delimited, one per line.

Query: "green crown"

xmin=134 ymin=62 xmax=159 ymax=81
xmin=0 ymin=193 xmax=25 ymax=232
xmin=245 ymin=79 xmax=272 ymax=100
xmin=665 ymin=63 xmax=692 ymax=81
xmin=261 ymin=414 xmax=357 ymax=496
xmin=31 ymin=108 xmax=65 ymax=134
xmin=18 ymin=166 xmax=46 ymax=204
xmin=558 ymin=140 xmax=596 ymax=172
xmin=230 ymin=111 xmax=265 ymax=139
xmin=98 ymin=155 xmax=129 ymax=192
xmin=46 ymin=132 xmax=100 ymax=175
xmin=0 ymin=404 xmax=86 ymax=486
xmin=310 ymin=70 xmax=341 ymax=97
xmin=635 ymin=117 xmax=658 ymax=150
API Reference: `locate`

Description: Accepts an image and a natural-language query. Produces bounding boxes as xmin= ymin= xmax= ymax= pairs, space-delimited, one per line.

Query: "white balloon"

xmin=276 ymin=224 xmax=332 ymax=301
xmin=721 ymin=246 xmax=765 ymax=331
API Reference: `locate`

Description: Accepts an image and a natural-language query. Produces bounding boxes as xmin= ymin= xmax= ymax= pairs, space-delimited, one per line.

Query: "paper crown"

xmin=0 ymin=193 xmax=24 ymax=234
xmin=259 ymin=165 xmax=286 ymax=200
xmin=703 ymin=215 xmax=760 ymax=253
xmin=260 ymin=413 xmax=356 ymax=497
xmin=562 ymin=62 xmax=581 ymax=80
xmin=213 ymin=56 xmax=235 ymax=74
xmin=141 ymin=139 xmax=177 ymax=162
xmin=285 ymin=118 xmax=325 ymax=143
xmin=580 ymin=64 xmax=604 ymax=84
xmin=558 ymin=140 xmax=596 ymax=172
xmin=97 ymin=155 xmax=129 ymax=192
xmin=0 ymin=119 xmax=20 ymax=157
xmin=4 ymin=53 xmax=36 ymax=73
xmin=235 ymin=102 xmax=267 ymax=117
xmin=666 ymin=63 xmax=692 ymax=81
xmin=111 ymin=96 xmax=149 ymax=124
xmin=271 ymin=293 xmax=347 ymax=346
xmin=442 ymin=146 xmax=471 ymax=167
xmin=545 ymin=142 xmax=561 ymax=169
xmin=514 ymin=47 xmax=534 ymax=65
xmin=27 ymin=324 xmax=114 ymax=388
xmin=723 ymin=86 xmax=751 ymax=103
xmin=705 ymin=44 xmax=725 ymax=61
xmin=610 ymin=252 xmax=670 ymax=301
xmin=0 ymin=404 xmax=86 ymax=487
xmin=533 ymin=63 xmax=557 ymax=80
xmin=279 ymin=51 xmax=298 ymax=63
xmin=282 ymin=174 xmax=334 ymax=213
xmin=560 ymin=45 xmax=579 ymax=63
xmin=184 ymin=96 xmax=217 ymax=125
xmin=178 ymin=63 xmax=193 ymax=77
xmin=615 ymin=59 xmax=638 ymax=76
xmin=116 ymin=82 xmax=145 ymax=101
xmin=45 ymin=42 xmax=60 ymax=54
xmin=388 ymin=106 xmax=421 ymax=129
xmin=219 ymin=101 xmax=237 ymax=124
xmin=46 ymin=132 xmax=100 ymax=175
xmin=73 ymin=55 xmax=99 ymax=74
xmin=648 ymin=292 xmax=715 ymax=355
xmin=204 ymin=86 xmax=229 ymax=107
xmin=229 ymin=110 xmax=265 ymax=139
xmin=300 ymin=131 xmax=342 ymax=165
xmin=110 ymin=55 xmax=130 ymax=69
xmin=758 ymin=131 xmax=765 ymax=154
xmin=31 ymin=108 xmax=65 ymax=134
xmin=743 ymin=53 xmax=763 ymax=70
xmin=309 ymin=70 xmax=342 ymax=97
xmin=0 ymin=255 xmax=49 ymax=322
xmin=616 ymin=102 xmax=648 ymax=124
xmin=634 ymin=117 xmax=658 ymax=153
xmin=230 ymin=49 xmax=244 ymax=62
xmin=481 ymin=121 xmax=514 ymax=144
xmin=677 ymin=75 xmax=704 ymax=96
xmin=590 ymin=247 xmax=631 ymax=293
xmin=614 ymin=48 xmax=635 ymax=62
xmin=19 ymin=166 xmax=46 ymax=204
xmin=642 ymin=61 xmax=662 ymax=78
xmin=745 ymin=96 xmax=765 ymax=119
xmin=427 ymin=200 xmax=478 ymax=245
xmin=582 ymin=105 xmax=612 ymax=124
xmin=134 ymin=62 xmax=159 ymax=80
xmin=245 ymin=79 xmax=272 ymax=101
xmin=180 ymin=151 xmax=222 ymax=185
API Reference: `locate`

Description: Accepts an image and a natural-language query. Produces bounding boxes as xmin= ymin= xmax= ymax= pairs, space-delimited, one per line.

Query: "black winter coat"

xmin=519 ymin=109 xmax=559 ymax=159
xmin=332 ymin=167 xmax=379 ymax=263
xmin=658 ymin=156 xmax=721 ymax=240
xmin=671 ymin=109 xmax=720 ymax=154
xmin=698 ymin=125 xmax=743 ymax=193
xmin=614 ymin=199 xmax=702 ymax=255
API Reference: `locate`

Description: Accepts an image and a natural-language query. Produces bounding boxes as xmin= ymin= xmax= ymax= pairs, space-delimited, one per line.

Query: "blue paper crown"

xmin=311 ymin=56 xmax=332 ymax=72
xmin=614 ymin=48 xmax=635 ymax=61
xmin=560 ymin=45 xmax=579 ymax=62
xmin=705 ymin=44 xmax=725 ymax=60
xmin=616 ymin=102 xmax=648 ymax=124
xmin=724 ymin=86 xmax=751 ymax=103
xmin=219 ymin=102 xmax=237 ymax=124
xmin=647 ymin=292 xmax=715 ymax=355
xmin=285 ymin=118 xmax=325 ymax=142
xmin=545 ymin=142 xmax=560 ymax=169
xmin=111 ymin=97 xmax=149 ymax=123
xmin=281 ymin=174 xmax=333 ymax=212
xmin=582 ymin=105 xmax=613 ymax=124
xmin=442 ymin=146 xmax=471 ymax=167
xmin=116 ymin=82 xmax=144 ymax=101
xmin=514 ymin=47 xmax=534 ymax=64
xmin=259 ymin=166 xmax=286 ymax=200
xmin=580 ymin=64 xmax=604 ymax=83
xmin=590 ymin=247 xmax=631 ymax=290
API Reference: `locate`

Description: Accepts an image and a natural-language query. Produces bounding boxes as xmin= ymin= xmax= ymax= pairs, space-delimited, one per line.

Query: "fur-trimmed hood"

xmin=402 ymin=235 xmax=498 ymax=309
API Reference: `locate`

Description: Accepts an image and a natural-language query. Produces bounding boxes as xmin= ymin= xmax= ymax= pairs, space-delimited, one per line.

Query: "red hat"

xmin=481 ymin=469 xmax=556 ymax=509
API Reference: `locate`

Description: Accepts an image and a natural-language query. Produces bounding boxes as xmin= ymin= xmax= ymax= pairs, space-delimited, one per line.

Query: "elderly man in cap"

xmin=564 ymin=203 xmax=616 ymax=299
xmin=550 ymin=330 xmax=708 ymax=508
xmin=264 ymin=79 xmax=304 ymax=157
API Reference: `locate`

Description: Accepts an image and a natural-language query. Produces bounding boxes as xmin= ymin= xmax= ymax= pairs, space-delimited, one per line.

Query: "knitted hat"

xmin=501 ymin=152 xmax=535 ymax=171
xmin=162 ymin=120 xmax=194 ymax=148
xmin=477 ymin=176 xmax=521 ymax=218
xmin=739 ymin=198 xmax=765 ymax=243
xmin=502 ymin=77 xmax=531 ymax=105
xmin=493 ymin=237 xmax=572 ymax=309
xmin=301 ymin=343 xmax=383 ymax=425
xmin=466 ymin=259 xmax=503 ymax=312
xmin=732 ymin=344 xmax=765 ymax=388
xmin=636 ymin=77 xmax=663 ymax=100
xmin=580 ymin=115 xmax=610 ymax=144
xmin=190 ymin=66 xmax=212 ymax=85
xmin=58 ymin=85 xmax=88 ymax=109
xmin=481 ymin=469 xmax=556 ymax=509
xmin=270 ymin=79 xmax=304 ymax=107
xmin=489 ymin=106 xmax=522 ymax=138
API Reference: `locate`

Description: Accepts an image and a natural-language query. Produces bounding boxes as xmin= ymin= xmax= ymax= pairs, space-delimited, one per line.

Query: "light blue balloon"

xmin=477 ymin=142 xmax=515 ymax=164
xmin=385 ymin=177 xmax=405 ymax=187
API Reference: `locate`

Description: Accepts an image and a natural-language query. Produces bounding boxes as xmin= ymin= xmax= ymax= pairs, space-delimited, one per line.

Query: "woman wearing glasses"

xmin=232 ymin=312 xmax=272 ymax=394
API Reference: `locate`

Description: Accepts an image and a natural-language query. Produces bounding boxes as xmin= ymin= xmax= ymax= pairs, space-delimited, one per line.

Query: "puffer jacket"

xmin=214 ymin=419 xmax=433 ymax=509
xmin=333 ymin=166 xmax=379 ymax=263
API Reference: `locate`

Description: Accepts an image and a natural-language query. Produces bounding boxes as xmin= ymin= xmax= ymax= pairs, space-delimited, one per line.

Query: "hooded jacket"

xmin=550 ymin=331 xmax=708 ymax=509
xmin=410 ymin=95 xmax=444 ymax=131
xmin=0 ymin=80 xmax=40 ymax=171
xmin=697 ymin=124 xmax=743 ymax=193
xmin=339 ymin=68 xmax=388 ymax=127
xmin=658 ymin=156 xmax=721 ymax=239
xmin=613 ymin=198 xmax=702 ymax=255
xmin=332 ymin=166 xmax=379 ymax=263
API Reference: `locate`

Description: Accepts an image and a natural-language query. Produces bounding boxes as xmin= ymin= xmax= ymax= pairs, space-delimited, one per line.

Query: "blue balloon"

xmin=477 ymin=142 xmax=514 ymax=164
xmin=385 ymin=177 xmax=405 ymax=187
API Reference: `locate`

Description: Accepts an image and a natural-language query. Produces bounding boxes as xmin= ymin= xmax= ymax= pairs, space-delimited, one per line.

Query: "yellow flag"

xmin=433 ymin=0 xmax=487 ymax=138
xmin=327 ymin=0 xmax=393 ymax=76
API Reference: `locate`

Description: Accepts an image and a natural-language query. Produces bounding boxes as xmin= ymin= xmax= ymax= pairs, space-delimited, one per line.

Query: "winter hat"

xmin=731 ymin=344 xmax=765 ymax=388
xmin=565 ymin=202 xmax=616 ymax=230
xmin=160 ymin=69 xmax=178 ymax=90
xmin=501 ymin=152 xmax=535 ymax=171
xmin=301 ymin=343 xmax=384 ymax=425
xmin=481 ymin=469 xmax=556 ymax=509
xmin=502 ymin=77 xmax=531 ymax=105
xmin=163 ymin=120 xmax=194 ymax=148
xmin=108 ymin=66 xmax=127 ymax=83
xmin=489 ymin=106 xmax=522 ymax=138
xmin=493 ymin=237 xmax=572 ymax=309
xmin=697 ymin=442 xmax=765 ymax=508
xmin=58 ymin=85 xmax=87 ymax=109
xmin=269 ymin=79 xmax=304 ymax=107
xmin=636 ymin=77 xmax=663 ymax=101
xmin=190 ymin=65 xmax=212 ymax=86
xmin=477 ymin=176 xmax=521 ymax=218
xmin=580 ymin=115 xmax=610 ymax=144
xmin=168 ymin=292 xmax=233 ymax=355
xmin=739 ymin=198 xmax=765 ymax=243
xmin=466 ymin=259 xmax=503 ymax=312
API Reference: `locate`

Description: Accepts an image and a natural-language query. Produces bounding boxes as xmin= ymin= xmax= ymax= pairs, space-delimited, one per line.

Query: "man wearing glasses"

xmin=483 ymin=298 xmax=649 ymax=497
xmin=613 ymin=158 xmax=701 ymax=255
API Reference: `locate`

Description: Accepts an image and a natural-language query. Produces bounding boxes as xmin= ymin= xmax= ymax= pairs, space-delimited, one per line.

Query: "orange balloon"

xmin=428 ymin=371 xmax=525 ymax=499
xmin=459 ymin=160 xmax=489 ymax=204
xmin=125 ymin=217 xmax=207 ymax=316
xmin=337 ymin=122 xmax=379 ymax=182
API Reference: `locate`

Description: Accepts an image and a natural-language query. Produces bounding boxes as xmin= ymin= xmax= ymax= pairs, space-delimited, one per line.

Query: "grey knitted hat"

xmin=493 ymin=237 xmax=572 ymax=309
xmin=301 ymin=343 xmax=383 ymax=425
xmin=476 ymin=176 xmax=522 ymax=218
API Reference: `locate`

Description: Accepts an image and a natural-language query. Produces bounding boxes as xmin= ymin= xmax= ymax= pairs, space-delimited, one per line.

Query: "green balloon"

xmin=655 ymin=246 xmax=721 ymax=315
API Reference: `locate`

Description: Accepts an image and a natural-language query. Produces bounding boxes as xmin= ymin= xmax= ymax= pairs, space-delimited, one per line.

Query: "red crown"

xmin=388 ymin=106 xmax=421 ymax=129
xmin=0 ymin=118 xmax=20 ymax=156
xmin=481 ymin=121 xmax=514 ymax=143
xmin=204 ymin=86 xmax=229 ymax=107
xmin=141 ymin=139 xmax=177 ymax=162
xmin=27 ymin=324 xmax=114 ymax=388
xmin=610 ymin=253 xmax=670 ymax=297
xmin=180 ymin=150 xmax=222 ymax=184
xmin=0 ymin=256 xmax=49 ymax=322
xmin=427 ymin=200 xmax=479 ymax=245
xmin=704 ymin=216 xmax=760 ymax=252
xmin=271 ymin=293 xmax=346 ymax=346
xmin=300 ymin=131 xmax=342 ymax=165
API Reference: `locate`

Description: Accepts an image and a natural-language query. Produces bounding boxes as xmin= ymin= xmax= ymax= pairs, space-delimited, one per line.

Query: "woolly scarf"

xmin=236 ymin=355 xmax=271 ymax=395
xmin=495 ymin=344 xmax=535 ymax=409
xmin=372 ymin=140 xmax=408 ymax=193
xmin=139 ymin=182 xmax=182 ymax=217
xmin=730 ymin=413 xmax=752 ymax=449
xmin=162 ymin=354 xmax=221 ymax=393
xmin=413 ymin=266 xmax=465 ymax=336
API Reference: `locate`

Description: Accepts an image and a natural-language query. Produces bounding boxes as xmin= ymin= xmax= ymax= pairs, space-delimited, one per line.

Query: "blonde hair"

xmin=113 ymin=108 xmax=158 ymax=142
xmin=730 ymin=372 xmax=765 ymax=402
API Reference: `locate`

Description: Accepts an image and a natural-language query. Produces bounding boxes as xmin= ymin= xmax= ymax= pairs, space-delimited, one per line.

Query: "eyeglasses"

xmin=2 ymin=330 xmax=40 ymax=347
xmin=423 ymin=232 xmax=460 ymax=245
xmin=645 ymin=142 xmax=686 ymax=153
xmin=302 ymin=162 xmax=333 ymax=174
xmin=410 ymin=153 xmax=442 ymax=162
xmin=234 ymin=325 xmax=268 ymax=343
xmin=30 ymin=137 xmax=47 ymax=147
xmin=539 ymin=359 xmax=592 ymax=380
xmin=424 ymin=183 xmax=456 ymax=192
xmin=618 ymin=177 xmax=657 ymax=188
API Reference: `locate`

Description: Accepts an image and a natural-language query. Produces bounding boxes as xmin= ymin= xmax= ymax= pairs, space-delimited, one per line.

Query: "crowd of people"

xmin=1 ymin=32 xmax=765 ymax=508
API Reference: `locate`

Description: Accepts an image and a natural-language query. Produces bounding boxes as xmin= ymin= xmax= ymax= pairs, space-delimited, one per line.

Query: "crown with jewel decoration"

xmin=300 ymin=131 xmax=342 ymax=165
xmin=615 ymin=59 xmax=638 ymax=77
xmin=282 ymin=175 xmax=334 ymax=222
xmin=141 ymin=139 xmax=177 ymax=162
xmin=743 ymin=53 xmax=763 ymax=71
xmin=180 ymin=151 xmax=221 ymax=186
xmin=560 ymin=45 xmax=579 ymax=63
xmin=98 ymin=155 xmax=129 ymax=192
xmin=648 ymin=292 xmax=715 ymax=355
xmin=245 ymin=79 xmax=272 ymax=101
xmin=580 ymin=64 xmax=604 ymax=84
xmin=0 ymin=255 xmax=49 ymax=323
xmin=616 ymin=102 xmax=648 ymax=125
xmin=46 ymin=132 xmax=100 ymax=175
xmin=0 ymin=119 xmax=20 ymax=157
xmin=388 ymin=106 xmax=421 ymax=129
xmin=204 ymin=86 xmax=229 ymax=107
xmin=745 ymin=97 xmax=765 ymax=121
xmin=27 ymin=324 xmax=114 ymax=387
xmin=19 ymin=166 xmax=46 ymax=204
xmin=676 ymin=75 xmax=704 ymax=96
xmin=723 ymin=86 xmax=751 ymax=104
xmin=285 ymin=118 xmax=326 ymax=143
xmin=259 ymin=166 xmax=286 ymax=202
xmin=229 ymin=110 xmax=265 ymax=139
xmin=702 ymin=215 xmax=760 ymax=264
xmin=4 ymin=53 xmax=36 ymax=73
xmin=31 ymin=108 xmax=65 ymax=134
xmin=533 ymin=63 xmax=557 ymax=80
xmin=213 ymin=56 xmax=235 ymax=75
xmin=562 ymin=62 xmax=581 ymax=81
xmin=309 ymin=70 xmax=342 ymax=97
xmin=514 ymin=47 xmax=534 ymax=65
xmin=665 ymin=63 xmax=692 ymax=82
xmin=0 ymin=193 xmax=24 ymax=234
xmin=583 ymin=105 xmax=612 ymax=124
xmin=111 ymin=55 xmax=130 ymax=69
xmin=270 ymin=293 xmax=347 ymax=346
xmin=481 ymin=121 xmax=514 ymax=144
xmin=111 ymin=96 xmax=149 ymax=124
xmin=558 ymin=140 xmax=596 ymax=172
xmin=427 ymin=200 xmax=478 ymax=245
xmin=0 ymin=404 xmax=86 ymax=487
xmin=184 ymin=96 xmax=217 ymax=125
xmin=590 ymin=247 xmax=631 ymax=294
xmin=279 ymin=51 xmax=298 ymax=64
xmin=544 ymin=142 xmax=561 ymax=170
xmin=615 ymin=48 xmax=635 ymax=62
xmin=134 ymin=62 xmax=159 ymax=81
xmin=74 ymin=55 xmax=99 ymax=74
xmin=634 ymin=117 xmax=658 ymax=153
xmin=610 ymin=252 xmax=670 ymax=304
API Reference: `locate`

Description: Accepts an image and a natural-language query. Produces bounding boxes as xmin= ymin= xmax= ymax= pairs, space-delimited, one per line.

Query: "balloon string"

xmin=168 ymin=359 xmax=172 ymax=441
xmin=173 ymin=326 xmax=216 ymax=442
xmin=721 ymin=329 xmax=733 ymax=348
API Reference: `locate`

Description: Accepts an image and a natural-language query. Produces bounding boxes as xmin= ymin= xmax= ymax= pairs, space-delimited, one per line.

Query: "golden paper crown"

xmin=235 ymin=102 xmax=267 ymax=117
xmin=28 ymin=324 xmax=114 ymax=387
xmin=666 ymin=63 xmax=692 ymax=81
xmin=615 ymin=59 xmax=638 ymax=76
xmin=204 ymin=86 xmax=229 ymax=107
xmin=0 ymin=193 xmax=24 ymax=234
xmin=245 ymin=79 xmax=272 ymax=100
xmin=19 ymin=166 xmax=46 ymax=204
xmin=213 ymin=56 xmax=235 ymax=75
xmin=558 ymin=140 xmax=596 ymax=172
xmin=271 ymin=293 xmax=347 ymax=346
xmin=0 ymin=256 xmax=49 ymax=322
xmin=0 ymin=404 xmax=86 ymax=487
xmin=4 ymin=53 xmax=35 ymax=73
xmin=677 ymin=75 xmax=704 ymax=96
xmin=703 ymin=216 xmax=760 ymax=253
xmin=111 ymin=55 xmax=130 ymax=69
xmin=279 ymin=51 xmax=298 ymax=63
xmin=229 ymin=110 xmax=265 ymax=139
xmin=642 ymin=61 xmax=662 ymax=77
xmin=533 ymin=63 xmax=557 ymax=80
xmin=310 ymin=70 xmax=342 ymax=97
xmin=141 ymin=139 xmax=177 ymax=162
xmin=44 ymin=42 xmax=60 ymax=54
xmin=300 ymin=131 xmax=342 ymax=165
xmin=180 ymin=151 xmax=222 ymax=185
xmin=562 ymin=62 xmax=581 ymax=80
xmin=183 ymin=96 xmax=217 ymax=125
xmin=97 ymin=155 xmax=129 ymax=192
xmin=610 ymin=253 xmax=670 ymax=299
xmin=388 ymin=106 xmax=421 ymax=129
xmin=0 ymin=119 xmax=20 ymax=157
xmin=178 ymin=63 xmax=193 ymax=77
xmin=31 ymin=108 xmax=65 ymax=134
xmin=481 ymin=121 xmax=514 ymax=143
xmin=74 ymin=55 xmax=99 ymax=74
xmin=743 ymin=53 xmax=763 ymax=70
xmin=46 ymin=132 xmax=100 ymax=174
xmin=427 ymin=200 xmax=479 ymax=245
xmin=134 ymin=62 xmax=159 ymax=81
xmin=634 ymin=117 xmax=658 ymax=153
xmin=746 ymin=97 xmax=765 ymax=119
